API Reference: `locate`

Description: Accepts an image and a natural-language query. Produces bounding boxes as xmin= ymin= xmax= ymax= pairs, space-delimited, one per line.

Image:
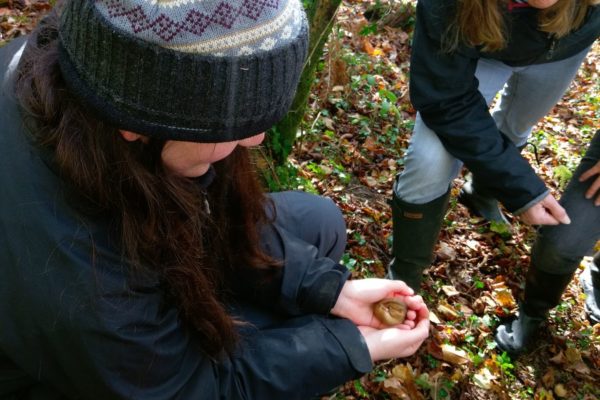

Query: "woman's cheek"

xmin=239 ymin=132 xmax=265 ymax=147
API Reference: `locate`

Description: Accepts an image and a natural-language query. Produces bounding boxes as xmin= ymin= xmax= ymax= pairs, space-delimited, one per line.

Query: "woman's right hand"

xmin=358 ymin=300 xmax=430 ymax=362
xmin=519 ymin=193 xmax=570 ymax=225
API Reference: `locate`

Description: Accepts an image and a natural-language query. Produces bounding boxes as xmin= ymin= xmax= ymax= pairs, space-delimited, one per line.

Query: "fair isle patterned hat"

xmin=57 ymin=0 xmax=309 ymax=142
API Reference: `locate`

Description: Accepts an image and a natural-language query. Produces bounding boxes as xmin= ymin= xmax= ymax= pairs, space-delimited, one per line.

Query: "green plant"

xmin=353 ymin=379 xmax=369 ymax=398
xmin=553 ymin=165 xmax=573 ymax=189
xmin=490 ymin=221 xmax=512 ymax=239
xmin=259 ymin=158 xmax=316 ymax=193
xmin=340 ymin=253 xmax=358 ymax=270
xmin=496 ymin=352 xmax=515 ymax=377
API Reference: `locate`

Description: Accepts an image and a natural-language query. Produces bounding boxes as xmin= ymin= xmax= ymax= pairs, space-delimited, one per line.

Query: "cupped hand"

xmin=579 ymin=160 xmax=600 ymax=206
xmin=330 ymin=279 xmax=423 ymax=329
xmin=358 ymin=304 xmax=430 ymax=361
xmin=519 ymin=193 xmax=570 ymax=225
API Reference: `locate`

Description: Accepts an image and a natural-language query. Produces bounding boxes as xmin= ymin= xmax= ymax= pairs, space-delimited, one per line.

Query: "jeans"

xmin=394 ymin=47 xmax=591 ymax=204
xmin=532 ymin=130 xmax=600 ymax=276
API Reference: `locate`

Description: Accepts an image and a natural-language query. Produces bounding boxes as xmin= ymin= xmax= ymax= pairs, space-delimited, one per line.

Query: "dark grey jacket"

xmin=410 ymin=0 xmax=600 ymax=212
xmin=0 ymin=38 xmax=372 ymax=400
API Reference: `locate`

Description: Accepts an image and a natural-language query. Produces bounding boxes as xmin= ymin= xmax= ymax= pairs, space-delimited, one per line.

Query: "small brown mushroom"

xmin=373 ymin=298 xmax=408 ymax=325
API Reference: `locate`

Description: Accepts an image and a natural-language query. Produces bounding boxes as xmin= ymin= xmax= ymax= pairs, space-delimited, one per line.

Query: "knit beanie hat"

xmin=57 ymin=0 xmax=309 ymax=142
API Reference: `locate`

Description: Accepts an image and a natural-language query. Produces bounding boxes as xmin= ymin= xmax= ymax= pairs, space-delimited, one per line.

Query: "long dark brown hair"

xmin=445 ymin=0 xmax=600 ymax=52
xmin=15 ymin=12 xmax=279 ymax=357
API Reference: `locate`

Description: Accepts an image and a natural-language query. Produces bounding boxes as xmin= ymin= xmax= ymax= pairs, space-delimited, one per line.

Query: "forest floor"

xmin=2 ymin=0 xmax=599 ymax=399
xmin=282 ymin=2 xmax=600 ymax=399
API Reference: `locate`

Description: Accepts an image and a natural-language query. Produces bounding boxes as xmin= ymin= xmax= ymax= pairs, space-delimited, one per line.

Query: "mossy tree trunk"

xmin=267 ymin=0 xmax=343 ymax=163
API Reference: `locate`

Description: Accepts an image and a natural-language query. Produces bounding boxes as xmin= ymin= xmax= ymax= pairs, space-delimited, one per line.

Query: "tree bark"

xmin=268 ymin=0 xmax=343 ymax=163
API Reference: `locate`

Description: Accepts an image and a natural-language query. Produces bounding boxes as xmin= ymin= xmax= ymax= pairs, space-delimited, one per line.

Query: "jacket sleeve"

xmin=2 ymin=229 xmax=372 ymax=400
xmin=231 ymin=221 xmax=351 ymax=317
xmin=409 ymin=0 xmax=548 ymax=212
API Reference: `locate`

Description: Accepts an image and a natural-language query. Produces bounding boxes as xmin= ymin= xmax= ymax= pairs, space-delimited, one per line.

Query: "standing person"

xmin=496 ymin=130 xmax=600 ymax=356
xmin=0 ymin=1 xmax=430 ymax=398
xmin=389 ymin=0 xmax=600 ymax=290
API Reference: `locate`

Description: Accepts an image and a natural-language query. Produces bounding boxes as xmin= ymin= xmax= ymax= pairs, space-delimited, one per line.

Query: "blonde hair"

xmin=445 ymin=0 xmax=600 ymax=52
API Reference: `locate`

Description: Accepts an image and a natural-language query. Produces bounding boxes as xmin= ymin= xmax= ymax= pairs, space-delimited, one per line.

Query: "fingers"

xmin=520 ymin=196 xmax=570 ymax=225
xmin=363 ymin=326 xmax=429 ymax=361
xmin=542 ymin=195 xmax=571 ymax=224
xmin=388 ymin=281 xmax=414 ymax=297
xmin=407 ymin=294 xmax=424 ymax=306
xmin=396 ymin=322 xmax=414 ymax=330
xmin=519 ymin=204 xmax=556 ymax=225
xmin=579 ymin=161 xmax=600 ymax=182
xmin=522 ymin=209 xmax=560 ymax=225
xmin=584 ymin=177 xmax=600 ymax=204
xmin=353 ymin=279 xmax=414 ymax=299
xmin=413 ymin=300 xmax=430 ymax=322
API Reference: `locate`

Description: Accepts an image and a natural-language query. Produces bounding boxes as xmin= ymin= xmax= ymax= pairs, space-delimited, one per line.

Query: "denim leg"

xmin=532 ymin=131 xmax=600 ymax=275
xmin=491 ymin=47 xmax=591 ymax=146
xmin=474 ymin=57 xmax=514 ymax=106
xmin=267 ymin=191 xmax=347 ymax=263
xmin=394 ymin=114 xmax=462 ymax=203
xmin=395 ymin=58 xmax=512 ymax=203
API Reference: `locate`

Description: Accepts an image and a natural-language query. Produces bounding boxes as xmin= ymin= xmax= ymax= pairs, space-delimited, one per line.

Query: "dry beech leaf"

xmin=321 ymin=117 xmax=335 ymax=131
xmin=390 ymin=364 xmax=425 ymax=400
xmin=542 ymin=368 xmax=555 ymax=387
xmin=554 ymin=384 xmax=568 ymax=398
xmin=536 ymin=388 xmax=556 ymax=400
xmin=472 ymin=297 xmax=488 ymax=314
xmin=432 ymin=343 xmax=470 ymax=365
xmin=363 ymin=136 xmax=381 ymax=153
xmin=564 ymin=347 xmax=582 ymax=364
xmin=436 ymin=242 xmax=457 ymax=261
xmin=363 ymin=38 xmax=375 ymax=55
xmin=440 ymin=284 xmax=460 ymax=297
xmin=570 ymin=361 xmax=590 ymax=375
xmin=466 ymin=240 xmax=480 ymax=251
xmin=362 ymin=176 xmax=378 ymax=188
xmin=472 ymin=367 xmax=495 ymax=390
xmin=382 ymin=377 xmax=411 ymax=399
xmin=436 ymin=303 xmax=459 ymax=321
xmin=492 ymin=289 xmax=517 ymax=309
xmin=457 ymin=303 xmax=474 ymax=317
xmin=550 ymin=351 xmax=566 ymax=365
xmin=429 ymin=311 xmax=441 ymax=324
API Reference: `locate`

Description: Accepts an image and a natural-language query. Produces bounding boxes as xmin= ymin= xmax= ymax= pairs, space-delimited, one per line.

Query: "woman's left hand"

xmin=579 ymin=160 xmax=600 ymax=205
xmin=330 ymin=279 xmax=425 ymax=329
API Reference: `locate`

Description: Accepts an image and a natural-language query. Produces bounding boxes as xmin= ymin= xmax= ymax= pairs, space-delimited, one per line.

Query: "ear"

xmin=119 ymin=130 xmax=145 ymax=142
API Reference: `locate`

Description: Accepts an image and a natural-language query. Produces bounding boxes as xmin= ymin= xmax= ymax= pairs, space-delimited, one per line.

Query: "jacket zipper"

xmin=546 ymin=35 xmax=557 ymax=60
xmin=204 ymin=198 xmax=211 ymax=215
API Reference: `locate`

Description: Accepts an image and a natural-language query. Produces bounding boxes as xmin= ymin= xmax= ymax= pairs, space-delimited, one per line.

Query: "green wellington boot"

xmin=388 ymin=190 xmax=450 ymax=291
xmin=495 ymin=267 xmax=574 ymax=357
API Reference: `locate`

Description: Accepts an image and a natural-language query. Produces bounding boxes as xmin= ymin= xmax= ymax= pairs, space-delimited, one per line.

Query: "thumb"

xmin=543 ymin=195 xmax=570 ymax=224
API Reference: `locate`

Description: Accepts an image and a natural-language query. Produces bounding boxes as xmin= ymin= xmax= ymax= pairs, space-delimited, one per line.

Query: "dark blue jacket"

xmin=410 ymin=0 xmax=600 ymax=212
xmin=0 ymin=37 xmax=372 ymax=399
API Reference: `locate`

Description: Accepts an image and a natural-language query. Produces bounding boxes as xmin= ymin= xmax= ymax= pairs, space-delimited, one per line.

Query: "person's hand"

xmin=579 ymin=160 xmax=600 ymax=206
xmin=358 ymin=304 xmax=430 ymax=361
xmin=519 ymin=193 xmax=570 ymax=225
xmin=330 ymin=279 xmax=420 ymax=329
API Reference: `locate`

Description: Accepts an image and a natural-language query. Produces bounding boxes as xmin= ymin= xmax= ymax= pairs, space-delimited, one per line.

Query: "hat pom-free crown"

xmin=58 ymin=0 xmax=309 ymax=142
